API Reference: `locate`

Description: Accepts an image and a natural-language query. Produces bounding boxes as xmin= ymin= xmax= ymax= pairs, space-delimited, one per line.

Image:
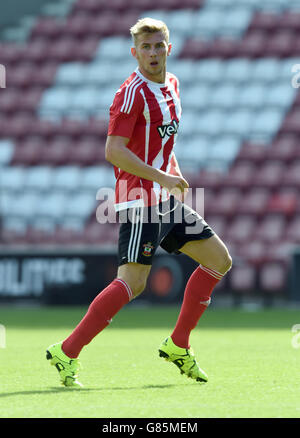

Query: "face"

xmin=131 ymin=31 xmax=172 ymax=83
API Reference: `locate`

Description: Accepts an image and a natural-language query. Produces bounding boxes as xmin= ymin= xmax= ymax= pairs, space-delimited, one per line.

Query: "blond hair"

xmin=130 ymin=17 xmax=169 ymax=46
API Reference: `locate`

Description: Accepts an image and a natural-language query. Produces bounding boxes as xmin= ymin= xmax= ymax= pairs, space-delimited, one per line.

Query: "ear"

xmin=167 ymin=43 xmax=172 ymax=56
xmin=131 ymin=47 xmax=137 ymax=59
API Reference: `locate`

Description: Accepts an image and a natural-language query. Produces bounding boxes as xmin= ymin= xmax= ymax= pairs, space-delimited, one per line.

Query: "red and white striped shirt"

xmin=108 ymin=67 xmax=182 ymax=211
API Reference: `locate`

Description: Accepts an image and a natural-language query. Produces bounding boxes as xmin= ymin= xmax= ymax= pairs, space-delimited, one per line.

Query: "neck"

xmin=138 ymin=66 xmax=166 ymax=84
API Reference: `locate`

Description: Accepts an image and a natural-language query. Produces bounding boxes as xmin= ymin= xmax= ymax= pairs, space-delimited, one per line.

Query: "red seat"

xmin=238 ymin=31 xmax=268 ymax=57
xmin=7 ymin=63 xmax=35 ymax=88
xmin=64 ymin=15 xmax=92 ymax=38
xmin=228 ymin=263 xmax=257 ymax=293
xmin=85 ymin=118 xmax=108 ymax=138
xmin=265 ymin=241 xmax=296 ymax=264
xmin=195 ymin=169 xmax=224 ymax=190
xmin=209 ymin=38 xmax=238 ymax=59
xmin=33 ymin=61 xmax=58 ymax=86
xmin=0 ymin=89 xmax=20 ymax=114
xmin=205 ymin=188 xmax=241 ymax=217
xmin=30 ymin=18 xmax=64 ymax=40
xmin=225 ymin=215 xmax=257 ymax=245
xmin=264 ymin=31 xmax=296 ymax=57
xmin=266 ymin=191 xmax=297 ymax=216
xmin=236 ymin=188 xmax=270 ymax=216
xmin=89 ymin=13 xmax=116 ymax=37
xmin=72 ymin=0 xmax=107 ymax=13
xmin=72 ymin=139 xmax=105 ymax=165
xmin=285 ymin=215 xmax=300 ymax=243
xmin=248 ymin=11 xmax=279 ymax=33
xmin=179 ymin=39 xmax=211 ymax=59
xmin=76 ymin=36 xmax=99 ymax=61
xmin=252 ymin=160 xmax=285 ymax=188
xmin=277 ymin=12 xmax=300 ymax=32
xmin=40 ymin=138 xmax=73 ymax=165
xmin=236 ymin=142 xmax=268 ymax=165
xmin=4 ymin=114 xmax=36 ymax=139
xmin=30 ymin=118 xmax=58 ymax=139
xmin=268 ymin=134 xmax=299 ymax=162
xmin=48 ymin=37 xmax=78 ymax=62
xmin=0 ymin=43 xmax=26 ymax=65
xmin=280 ymin=108 xmax=300 ymax=134
xmin=24 ymin=38 xmax=51 ymax=63
xmin=259 ymin=262 xmax=287 ymax=293
xmin=238 ymin=240 xmax=268 ymax=265
xmin=281 ymin=161 xmax=300 ymax=187
xmin=255 ymin=214 xmax=286 ymax=243
xmin=11 ymin=142 xmax=44 ymax=166
xmin=204 ymin=215 xmax=227 ymax=239
xmin=222 ymin=161 xmax=256 ymax=188
xmin=18 ymin=88 xmax=43 ymax=112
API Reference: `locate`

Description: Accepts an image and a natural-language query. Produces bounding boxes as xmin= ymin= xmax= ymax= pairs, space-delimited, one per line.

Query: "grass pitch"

xmin=0 ymin=304 xmax=300 ymax=418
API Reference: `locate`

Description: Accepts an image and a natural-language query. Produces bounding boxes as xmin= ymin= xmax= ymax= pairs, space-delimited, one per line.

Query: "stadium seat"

xmin=229 ymin=263 xmax=257 ymax=293
xmin=248 ymin=11 xmax=279 ymax=33
xmin=238 ymin=83 xmax=266 ymax=109
xmin=0 ymin=139 xmax=14 ymax=166
xmin=222 ymin=161 xmax=256 ymax=188
xmin=11 ymin=142 xmax=44 ymax=166
xmin=225 ymin=215 xmax=257 ymax=244
xmin=251 ymin=160 xmax=285 ymax=188
xmin=238 ymin=240 xmax=268 ymax=266
xmin=280 ymin=109 xmax=300 ymax=135
xmin=25 ymin=166 xmax=55 ymax=191
xmin=203 ymin=215 xmax=227 ymax=238
xmin=238 ymin=31 xmax=268 ymax=58
xmin=205 ymin=188 xmax=241 ymax=217
xmin=259 ymin=262 xmax=287 ymax=293
xmin=236 ymin=142 xmax=268 ymax=165
xmin=51 ymin=166 xmax=82 ymax=191
xmin=266 ymin=191 xmax=298 ymax=216
xmin=254 ymin=214 xmax=286 ymax=243
xmin=249 ymin=108 xmax=283 ymax=141
xmin=266 ymin=134 xmax=299 ymax=163
xmin=0 ymin=166 xmax=26 ymax=191
xmin=281 ymin=161 xmax=300 ymax=188
xmin=285 ymin=215 xmax=300 ymax=244
xmin=236 ymin=188 xmax=270 ymax=216
xmin=40 ymin=140 xmax=72 ymax=166
xmin=264 ymin=31 xmax=296 ymax=57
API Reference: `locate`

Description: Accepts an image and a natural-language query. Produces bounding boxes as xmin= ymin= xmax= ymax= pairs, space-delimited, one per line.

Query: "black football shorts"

xmin=117 ymin=196 xmax=214 ymax=266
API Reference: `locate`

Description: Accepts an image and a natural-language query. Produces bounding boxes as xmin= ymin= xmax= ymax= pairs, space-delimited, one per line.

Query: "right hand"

xmin=158 ymin=172 xmax=189 ymax=197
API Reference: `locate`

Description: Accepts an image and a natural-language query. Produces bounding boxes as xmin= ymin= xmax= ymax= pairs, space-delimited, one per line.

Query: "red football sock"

xmin=62 ymin=278 xmax=133 ymax=358
xmin=171 ymin=264 xmax=223 ymax=349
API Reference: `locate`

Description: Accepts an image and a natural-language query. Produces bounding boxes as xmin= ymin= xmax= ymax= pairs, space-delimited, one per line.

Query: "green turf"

xmin=0 ymin=305 xmax=300 ymax=418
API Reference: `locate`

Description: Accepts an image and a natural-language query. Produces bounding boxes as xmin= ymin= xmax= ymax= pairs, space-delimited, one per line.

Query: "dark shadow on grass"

xmin=0 ymin=383 xmax=199 ymax=398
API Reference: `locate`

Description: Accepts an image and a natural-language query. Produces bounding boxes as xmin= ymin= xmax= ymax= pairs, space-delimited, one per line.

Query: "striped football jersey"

xmin=108 ymin=67 xmax=182 ymax=211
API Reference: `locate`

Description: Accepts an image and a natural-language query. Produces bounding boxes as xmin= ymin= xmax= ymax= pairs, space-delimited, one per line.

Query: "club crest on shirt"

xmin=142 ymin=242 xmax=154 ymax=257
xmin=157 ymin=119 xmax=179 ymax=139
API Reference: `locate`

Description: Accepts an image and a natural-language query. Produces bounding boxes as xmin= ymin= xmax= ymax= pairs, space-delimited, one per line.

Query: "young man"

xmin=46 ymin=18 xmax=232 ymax=387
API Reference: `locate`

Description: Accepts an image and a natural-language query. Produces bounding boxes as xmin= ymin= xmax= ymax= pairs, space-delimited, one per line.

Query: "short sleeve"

xmin=108 ymin=85 xmax=143 ymax=139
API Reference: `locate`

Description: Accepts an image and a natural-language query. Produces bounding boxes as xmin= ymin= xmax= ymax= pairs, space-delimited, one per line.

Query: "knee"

xmin=131 ymin=277 xmax=147 ymax=297
xmin=220 ymin=252 xmax=232 ymax=275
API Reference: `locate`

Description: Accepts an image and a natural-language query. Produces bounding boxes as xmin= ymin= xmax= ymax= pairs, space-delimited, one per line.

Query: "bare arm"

xmin=105 ymin=135 xmax=189 ymax=193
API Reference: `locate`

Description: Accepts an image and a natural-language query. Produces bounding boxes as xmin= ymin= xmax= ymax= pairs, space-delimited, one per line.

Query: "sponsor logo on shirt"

xmin=157 ymin=119 xmax=179 ymax=139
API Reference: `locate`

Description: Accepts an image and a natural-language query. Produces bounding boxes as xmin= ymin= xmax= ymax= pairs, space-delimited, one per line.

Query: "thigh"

xmin=118 ymin=206 xmax=160 ymax=267
xmin=180 ymin=234 xmax=232 ymax=274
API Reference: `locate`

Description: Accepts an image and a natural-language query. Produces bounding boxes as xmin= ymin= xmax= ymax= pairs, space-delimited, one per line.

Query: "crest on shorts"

xmin=142 ymin=242 xmax=154 ymax=257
